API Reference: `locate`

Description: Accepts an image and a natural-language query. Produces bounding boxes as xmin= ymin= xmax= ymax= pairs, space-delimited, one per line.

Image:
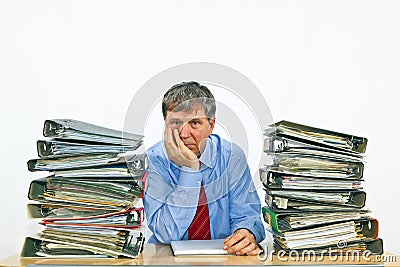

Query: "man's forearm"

xmin=144 ymin=169 xmax=203 ymax=243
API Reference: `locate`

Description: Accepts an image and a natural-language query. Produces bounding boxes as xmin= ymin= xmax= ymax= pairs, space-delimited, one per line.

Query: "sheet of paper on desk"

xmin=170 ymin=239 xmax=229 ymax=256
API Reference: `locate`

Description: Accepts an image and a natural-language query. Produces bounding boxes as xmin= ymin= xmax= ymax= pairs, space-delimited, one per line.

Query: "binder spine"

xmin=262 ymin=206 xmax=281 ymax=233
xmin=358 ymin=218 xmax=379 ymax=239
xmin=43 ymin=120 xmax=64 ymax=137
xmin=37 ymin=140 xmax=55 ymax=157
xmin=264 ymin=137 xmax=287 ymax=153
xmin=366 ymin=238 xmax=384 ymax=254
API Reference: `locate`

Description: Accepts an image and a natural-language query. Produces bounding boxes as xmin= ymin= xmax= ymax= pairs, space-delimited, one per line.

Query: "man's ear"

xmin=208 ymin=116 xmax=216 ymax=132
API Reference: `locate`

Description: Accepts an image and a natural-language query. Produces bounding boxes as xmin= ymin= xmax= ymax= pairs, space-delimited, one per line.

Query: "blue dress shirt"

xmin=143 ymin=134 xmax=266 ymax=244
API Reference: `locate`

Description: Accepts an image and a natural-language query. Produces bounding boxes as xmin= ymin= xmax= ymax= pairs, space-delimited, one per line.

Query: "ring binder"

xmin=43 ymin=119 xmax=143 ymax=146
xmin=266 ymin=120 xmax=368 ymax=154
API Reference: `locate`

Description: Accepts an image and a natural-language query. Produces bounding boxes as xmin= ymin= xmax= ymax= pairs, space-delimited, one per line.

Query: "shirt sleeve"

xmin=227 ymin=145 xmax=266 ymax=243
xmin=143 ymin=151 xmax=202 ymax=244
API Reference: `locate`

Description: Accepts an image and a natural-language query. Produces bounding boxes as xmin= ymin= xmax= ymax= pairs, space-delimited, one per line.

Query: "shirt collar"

xmin=199 ymin=135 xmax=217 ymax=168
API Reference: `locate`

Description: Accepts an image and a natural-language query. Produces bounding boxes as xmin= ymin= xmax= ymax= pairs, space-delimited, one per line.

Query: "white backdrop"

xmin=1 ymin=0 xmax=399 ymax=259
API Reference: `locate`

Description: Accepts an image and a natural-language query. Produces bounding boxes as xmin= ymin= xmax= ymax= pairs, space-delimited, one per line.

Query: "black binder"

xmin=265 ymin=120 xmax=368 ymax=154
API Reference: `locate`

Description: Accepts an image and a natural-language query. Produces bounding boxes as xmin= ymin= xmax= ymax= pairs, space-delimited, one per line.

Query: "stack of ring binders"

xmin=22 ymin=119 xmax=147 ymax=259
xmin=260 ymin=120 xmax=383 ymax=255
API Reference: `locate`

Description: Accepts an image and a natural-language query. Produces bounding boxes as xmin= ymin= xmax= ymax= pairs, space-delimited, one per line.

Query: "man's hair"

xmin=162 ymin=81 xmax=216 ymax=120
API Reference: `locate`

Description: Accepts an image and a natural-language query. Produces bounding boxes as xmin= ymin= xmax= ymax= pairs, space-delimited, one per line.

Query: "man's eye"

xmin=167 ymin=121 xmax=181 ymax=127
xmin=191 ymin=121 xmax=200 ymax=126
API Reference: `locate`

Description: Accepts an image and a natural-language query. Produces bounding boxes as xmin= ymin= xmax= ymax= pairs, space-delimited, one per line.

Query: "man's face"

xmin=165 ymin=107 xmax=215 ymax=157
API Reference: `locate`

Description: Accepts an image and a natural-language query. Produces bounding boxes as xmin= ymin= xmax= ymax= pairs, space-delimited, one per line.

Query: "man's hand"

xmin=222 ymin=229 xmax=260 ymax=256
xmin=164 ymin=127 xmax=199 ymax=170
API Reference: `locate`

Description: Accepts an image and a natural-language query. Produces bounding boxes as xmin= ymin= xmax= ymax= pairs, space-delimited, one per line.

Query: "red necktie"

xmin=188 ymin=185 xmax=211 ymax=240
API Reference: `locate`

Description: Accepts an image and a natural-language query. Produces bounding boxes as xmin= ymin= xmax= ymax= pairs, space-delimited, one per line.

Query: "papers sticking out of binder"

xmin=262 ymin=206 xmax=370 ymax=233
xmin=265 ymin=189 xmax=366 ymax=209
xmin=27 ymin=203 xmax=114 ymax=219
xmin=28 ymin=176 xmax=144 ymax=210
xmin=28 ymin=152 xmax=147 ymax=172
xmin=271 ymin=218 xmax=382 ymax=254
xmin=24 ymin=119 xmax=147 ymax=258
xmin=41 ymin=208 xmax=144 ymax=229
xmin=270 ymin=153 xmax=364 ymax=179
xmin=260 ymin=120 xmax=383 ymax=255
xmin=22 ymin=229 xmax=145 ymax=258
xmin=264 ymin=136 xmax=365 ymax=161
xmin=37 ymin=139 xmax=139 ymax=157
xmin=28 ymin=153 xmax=124 ymax=172
xmin=260 ymin=168 xmax=363 ymax=190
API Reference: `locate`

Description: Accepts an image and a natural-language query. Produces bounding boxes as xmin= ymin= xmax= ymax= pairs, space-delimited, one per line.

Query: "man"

xmin=143 ymin=81 xmax=265 ymax=255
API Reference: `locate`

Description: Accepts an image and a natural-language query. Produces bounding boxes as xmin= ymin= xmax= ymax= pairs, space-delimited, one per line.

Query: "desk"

xmin=0 ymin=244 xmax=399 ymax=266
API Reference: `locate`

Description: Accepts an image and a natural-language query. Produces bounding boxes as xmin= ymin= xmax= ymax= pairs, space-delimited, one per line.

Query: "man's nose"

xmin=179 ymin=123 xmax=191 ymax=139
